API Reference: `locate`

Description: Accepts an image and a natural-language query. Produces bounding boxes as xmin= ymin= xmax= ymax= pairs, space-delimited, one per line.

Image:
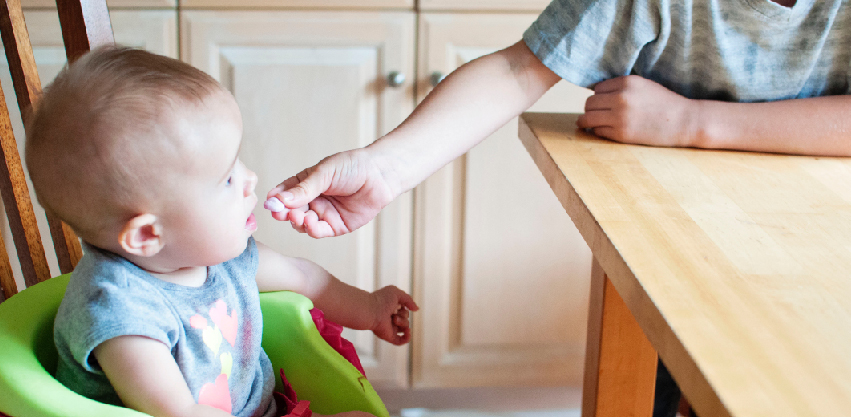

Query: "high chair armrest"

xmin=259 ymin=291 xmax=389 ymax=417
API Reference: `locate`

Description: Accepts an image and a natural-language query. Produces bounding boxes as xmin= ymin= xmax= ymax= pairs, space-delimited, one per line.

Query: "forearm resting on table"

xmin=695 ymin=95 xmax=851 ymax=156
xmin=368 ymin=40 xmax=560 ymax=195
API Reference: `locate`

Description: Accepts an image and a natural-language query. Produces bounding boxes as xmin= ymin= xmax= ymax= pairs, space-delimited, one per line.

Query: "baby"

xmin=25 ymin=46 xmax=417 ymax=417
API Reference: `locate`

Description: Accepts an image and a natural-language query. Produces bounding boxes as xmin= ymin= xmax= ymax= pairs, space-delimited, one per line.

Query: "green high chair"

xmin=0 ymin=274 xmax=388 ymax=417
xmin=0 ymin=1 xmax=388 ymax=415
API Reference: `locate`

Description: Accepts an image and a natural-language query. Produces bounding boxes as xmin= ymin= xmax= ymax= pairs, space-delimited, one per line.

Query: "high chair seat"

xmin=0 ymin=274 xmax=389 ymax=417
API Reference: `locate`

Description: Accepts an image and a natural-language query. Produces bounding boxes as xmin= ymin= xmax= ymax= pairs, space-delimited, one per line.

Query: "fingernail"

xmin=282 ymin=191 xmax=294 ymax=201
xmin=264 ymin=197 xmax=286 ymax=212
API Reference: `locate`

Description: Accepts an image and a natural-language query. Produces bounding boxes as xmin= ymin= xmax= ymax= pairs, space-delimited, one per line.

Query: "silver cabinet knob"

xmin=387 ymin=71 xmax=406 ymax=87
xmin=430 ymin=71 xmax=445 ymax=87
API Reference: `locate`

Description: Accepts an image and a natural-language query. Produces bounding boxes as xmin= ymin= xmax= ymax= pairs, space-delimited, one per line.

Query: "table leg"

xmin=582 ymin=258 xmax=657 ymax=417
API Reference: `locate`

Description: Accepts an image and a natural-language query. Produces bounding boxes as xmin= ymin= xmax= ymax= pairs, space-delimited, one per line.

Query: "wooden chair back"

xmin=0 ymin=0 xmax=114 ymax=302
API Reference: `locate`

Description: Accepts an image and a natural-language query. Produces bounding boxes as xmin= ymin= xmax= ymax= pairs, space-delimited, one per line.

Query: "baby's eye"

xmin=226 ymin=176 xmax=233 ymax=186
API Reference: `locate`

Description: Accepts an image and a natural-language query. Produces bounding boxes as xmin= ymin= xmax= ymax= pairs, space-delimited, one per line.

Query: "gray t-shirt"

xmin=523 ymin=0 xmax=851 ymax=101
xmin=54 ymin=237 xmax=276 ymax=417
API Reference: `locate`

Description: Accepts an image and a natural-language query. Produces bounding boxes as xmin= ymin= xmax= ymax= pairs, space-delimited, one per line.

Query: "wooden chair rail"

xmin=0 ymin=0 xmax=115 ymax=300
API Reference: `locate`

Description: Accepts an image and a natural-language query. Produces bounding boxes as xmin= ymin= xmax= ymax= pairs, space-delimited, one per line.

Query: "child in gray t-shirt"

xmin=26 ymin=46 xmax=418 ymax=417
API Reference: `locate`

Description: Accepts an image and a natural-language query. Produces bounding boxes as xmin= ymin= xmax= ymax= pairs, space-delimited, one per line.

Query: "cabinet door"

xmin=419 ymin=0 xmax=551 ymax=12
xmin=182 ymin=11 xmax=415 ymax=388
xmin=413 ymin=13 xmax=593 ymax=388
xmin=180 ymin=0 xmax=412 ymax=10
xmin=0 ymin=10 xmax=177 ymax=291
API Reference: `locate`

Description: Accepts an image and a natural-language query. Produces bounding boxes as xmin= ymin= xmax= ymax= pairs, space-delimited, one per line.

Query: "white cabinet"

xmin=0 ymin=9 xmax=177 ymax=291
xmin=412 ymin=13 xmax=592 ymax=388
xmin=180 ymin=10 xmax=415 ymax=388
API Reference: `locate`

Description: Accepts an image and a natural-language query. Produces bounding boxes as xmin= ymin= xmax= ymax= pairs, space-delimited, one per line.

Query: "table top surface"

xmin=518 ymin=112 xmax=851 ymax=417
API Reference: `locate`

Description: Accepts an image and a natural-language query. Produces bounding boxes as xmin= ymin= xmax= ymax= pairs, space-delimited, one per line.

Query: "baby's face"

xmin=158 ymin=92 xmax=258 ymax=267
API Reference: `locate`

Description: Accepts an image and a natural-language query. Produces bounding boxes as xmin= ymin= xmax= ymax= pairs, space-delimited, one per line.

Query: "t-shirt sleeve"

xmin=56 ymin=269 xmax=179 ymax=374
xmin=522 ymin=0 xmax=662 ymax=87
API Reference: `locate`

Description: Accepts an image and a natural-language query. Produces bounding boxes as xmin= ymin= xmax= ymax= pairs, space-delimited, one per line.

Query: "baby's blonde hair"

xmin=25 ymin=45 xmax=225 ymax=245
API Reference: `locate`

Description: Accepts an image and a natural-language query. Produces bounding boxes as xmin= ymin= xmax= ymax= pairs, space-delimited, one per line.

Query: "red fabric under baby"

xmin=276 ymin=308 xmax=366 ymax=417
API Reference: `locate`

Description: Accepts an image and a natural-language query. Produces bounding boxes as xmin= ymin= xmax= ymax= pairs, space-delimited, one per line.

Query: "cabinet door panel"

xmin=182 ymin=11 xmax=414 ymax=388
xmin=413 ymin=13 xmax=593 ymax=388
xmin=180 ymin=0 xmax=412 ymax=10
xmin=419 ymin=0 xmax=550 ymax=12
xmin=0 ymin=10 xmax=177 ymax=293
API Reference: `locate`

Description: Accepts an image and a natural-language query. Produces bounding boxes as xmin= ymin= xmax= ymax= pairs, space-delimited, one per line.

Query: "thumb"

xmin=268 ymin=167 xmax=331 ymax=209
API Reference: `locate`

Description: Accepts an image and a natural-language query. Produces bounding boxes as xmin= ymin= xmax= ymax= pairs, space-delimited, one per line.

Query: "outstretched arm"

xmin=255 ymin=241 xmax=418 ymax=344
xmin=266 ymin=40 xmax=561 ymax=238
xmin=578 ymin=75 xmax=851 ymax=156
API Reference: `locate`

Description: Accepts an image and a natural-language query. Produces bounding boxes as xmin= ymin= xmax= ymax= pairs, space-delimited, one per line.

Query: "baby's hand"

xmin=369 ymin=286 xmax=418 ymax=345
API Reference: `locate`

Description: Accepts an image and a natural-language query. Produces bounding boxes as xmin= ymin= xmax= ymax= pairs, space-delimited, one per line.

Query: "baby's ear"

xmin=119 ymin=213 xmax=164 ymax=257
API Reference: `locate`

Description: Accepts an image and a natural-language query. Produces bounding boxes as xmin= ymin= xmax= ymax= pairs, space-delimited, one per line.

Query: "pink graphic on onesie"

xmin=189 ymin=299 xmax=238 ymax=413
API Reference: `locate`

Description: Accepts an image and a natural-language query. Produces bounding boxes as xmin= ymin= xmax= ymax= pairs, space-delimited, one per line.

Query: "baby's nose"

xmin=245 ymin=169 xmax=258 ymax=196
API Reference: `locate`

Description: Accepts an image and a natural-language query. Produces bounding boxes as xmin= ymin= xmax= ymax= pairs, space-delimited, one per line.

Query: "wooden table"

xmin=518 ymin=112 xmax=851 ymax=417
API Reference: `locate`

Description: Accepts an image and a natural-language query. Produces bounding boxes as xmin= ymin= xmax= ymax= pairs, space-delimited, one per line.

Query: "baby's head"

xmin=26 ymin=46 xmax=259 ymax=269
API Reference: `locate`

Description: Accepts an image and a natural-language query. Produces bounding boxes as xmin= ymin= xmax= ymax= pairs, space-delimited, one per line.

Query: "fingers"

xmin=593 ymin=75 xmax=646 ymax=94
xmin=392 ymin=308 xmax=410 ymax=328
xmin=576 ymin=112 xmax=620 ymax=140
xmin=398 ymin=291 xmax=419 ymax=311
xmin=584 ymin=92 xmax=621 ymax=112
xmin=268 ymin=165 xmax=332 ymax=210
xmin=372 ymin=286 xmax=418 ymax=345
xmin=286 ymin=205 xmax=310 ymax=233
xmin=576 ymin=110 xmax=614 ymax=130
xmin=283 ymin=198 xmax=350 ymax=238
xmin=267 ymin=176 xmax=299 ymax=204
xmin=308 ymin=198 xmax=350 ymax=236
xmin=591 ymin=126 xmax=618 ymax=141
xmin=591 ymin=76 xmax=625 ymax=94
xmin=388 ymin=310 xmax=412 ymax=345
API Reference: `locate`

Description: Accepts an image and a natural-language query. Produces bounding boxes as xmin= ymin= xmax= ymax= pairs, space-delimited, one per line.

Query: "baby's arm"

xmin=94 ymin=336 xmax=234 ymax=417
xmin=578 ymin=75 xmax=851 ymax=156
xmin=255 ymin=241 xmax=418 ymax=344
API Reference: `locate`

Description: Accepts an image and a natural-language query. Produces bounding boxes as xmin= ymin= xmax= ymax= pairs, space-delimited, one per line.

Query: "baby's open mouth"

xmin=246 ymin=213 xmax=257 ymax=231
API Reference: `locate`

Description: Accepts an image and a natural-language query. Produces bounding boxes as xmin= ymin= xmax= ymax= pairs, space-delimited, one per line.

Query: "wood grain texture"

xmin=0 ymin=223 xmax=13 ymax=300
xmin=582 ymin=258 xmax=656 ymax=417
xmin=0 ymin=0 xmax=56 ymax=288
xmin=0 ymin=0 xmax=82 ymax=279
xmin=56 ymin=0 xmax=114 ymax=62
xmin=519 ymin=112 xmax=851 ymax=416
xmin=0 ymin=86 xmax=49 ymax=288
